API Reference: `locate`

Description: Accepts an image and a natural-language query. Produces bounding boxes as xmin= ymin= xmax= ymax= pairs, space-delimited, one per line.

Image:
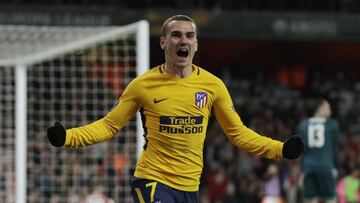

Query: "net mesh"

xmin=0 ymin=24 xmax=145 ymax=203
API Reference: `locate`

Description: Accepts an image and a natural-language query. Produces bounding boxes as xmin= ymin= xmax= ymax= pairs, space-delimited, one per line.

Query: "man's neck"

xmin=164 ymin=64 xmax=193 ymax=78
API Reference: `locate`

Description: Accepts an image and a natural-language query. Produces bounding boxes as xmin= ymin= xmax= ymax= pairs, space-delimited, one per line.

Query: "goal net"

xmin=0 ymin=21 xmax=149 ymax=203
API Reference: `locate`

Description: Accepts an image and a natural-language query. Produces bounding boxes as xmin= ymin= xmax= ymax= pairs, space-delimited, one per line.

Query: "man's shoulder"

xmin=131 ymin=65 xmax=162 ymax=83
xmin=327 ymin=118 xmax=340 ymax=129
xmin=327 ymin=118 xmax=338 ymax=124
xmin=193 ymin=64 xmax=222 ymax=81
xmin=143 ymin=65 xmax=162 ymax=77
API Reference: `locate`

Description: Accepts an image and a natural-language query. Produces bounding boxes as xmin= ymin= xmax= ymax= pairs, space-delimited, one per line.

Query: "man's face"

xmin=160 ymin=20 xmax=198 ymax=68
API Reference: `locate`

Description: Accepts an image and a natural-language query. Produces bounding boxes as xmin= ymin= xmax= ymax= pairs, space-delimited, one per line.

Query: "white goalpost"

xmin=0 ymin=20 xmax=149 ymax=203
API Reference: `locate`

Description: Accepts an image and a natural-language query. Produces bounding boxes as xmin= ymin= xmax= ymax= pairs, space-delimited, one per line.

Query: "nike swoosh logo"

xmin=154 ymin=98 xmax=168 ymax=104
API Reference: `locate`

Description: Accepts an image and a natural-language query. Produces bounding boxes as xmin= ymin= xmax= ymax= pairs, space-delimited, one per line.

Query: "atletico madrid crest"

xmin=195 ymin=92 xmax=208 ymax=109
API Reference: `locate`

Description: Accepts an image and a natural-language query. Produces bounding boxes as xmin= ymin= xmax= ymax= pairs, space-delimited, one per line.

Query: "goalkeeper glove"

xmin=47 ymin=121 xmax=66 ymax=147
xmin=282 ymin=135 xmax=304 ymax=159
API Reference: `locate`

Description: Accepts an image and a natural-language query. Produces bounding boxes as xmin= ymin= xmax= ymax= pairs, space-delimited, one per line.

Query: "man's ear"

xmin=160 ymin=37 xmax=165 ymax=50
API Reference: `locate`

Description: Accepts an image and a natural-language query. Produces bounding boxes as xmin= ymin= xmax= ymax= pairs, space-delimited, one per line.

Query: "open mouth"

xmin=176 ymin=50 xmax=189 ymax=58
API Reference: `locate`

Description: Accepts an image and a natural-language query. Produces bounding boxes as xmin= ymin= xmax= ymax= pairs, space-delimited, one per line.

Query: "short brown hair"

xmin=161 ymin=15 xmax=197 ymax=37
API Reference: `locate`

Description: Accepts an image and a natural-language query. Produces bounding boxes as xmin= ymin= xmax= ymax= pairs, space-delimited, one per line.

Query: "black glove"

xmin=47 ymin=121 xmax=66 ymax=147
xmin=282 ymin=135 xmax=304 ymax=159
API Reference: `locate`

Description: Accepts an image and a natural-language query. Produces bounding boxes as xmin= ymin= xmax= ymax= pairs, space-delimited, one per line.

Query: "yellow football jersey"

xmin=65 ymin=64 xmax=283 ymax=191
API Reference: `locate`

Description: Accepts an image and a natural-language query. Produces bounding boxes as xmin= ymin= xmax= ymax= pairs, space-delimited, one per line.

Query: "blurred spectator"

xmin=206 ymin=166 xmax=230 ymax=203
xmin=86 ymin=48 xmax=127 ymax=98
xmin=221 ymin=181 xmax=238 ymax=203
xmin=336 ymin=165 xmax=360 ymax=203
xmin=81 ymin=185 xmax=115 ymax=203
xmin=28 ymin=191 xmax=40 ymax=203
xmin=282 ymin=161 xmax=302 ymax=203
xmin=261 ymin=163 xmax=284 ymax=203
xmin=67 ymin=187 xmax=81 ymax=203
xmin=49 ymin=194 xmax=61 ymax=203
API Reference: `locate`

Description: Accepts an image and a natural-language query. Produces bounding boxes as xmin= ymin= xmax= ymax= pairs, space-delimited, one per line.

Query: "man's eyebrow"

xmin=170 ymin=30 xmax=196 ymax=35
xmin=170 ymin=30 xmax=182 ymax=35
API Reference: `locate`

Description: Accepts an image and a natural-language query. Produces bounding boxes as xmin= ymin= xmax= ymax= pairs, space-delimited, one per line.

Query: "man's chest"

xmin=141 ymin=82 xmax=214 ymax=116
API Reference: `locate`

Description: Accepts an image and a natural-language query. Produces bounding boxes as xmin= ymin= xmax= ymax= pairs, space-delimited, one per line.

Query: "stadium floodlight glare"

xmin=0 ymin=20 xmax=149 ymax=203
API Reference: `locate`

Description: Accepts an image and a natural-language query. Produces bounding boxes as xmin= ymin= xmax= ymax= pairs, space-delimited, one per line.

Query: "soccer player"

xmin=47 ymin=15 xmax=304 ymax=203
xmin=297 ymin=98 xmax=340 ymax=203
